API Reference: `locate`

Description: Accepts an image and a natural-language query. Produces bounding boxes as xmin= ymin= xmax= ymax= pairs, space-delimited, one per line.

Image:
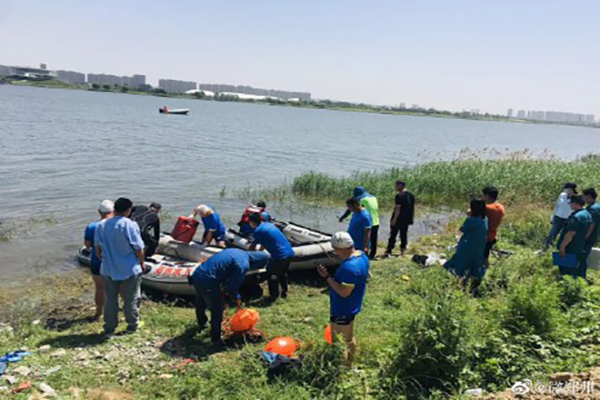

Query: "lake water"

xmin=1 ymin=85 xmax=597 ymax=285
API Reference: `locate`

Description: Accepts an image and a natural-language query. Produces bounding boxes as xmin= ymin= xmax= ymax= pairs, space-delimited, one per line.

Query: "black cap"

xmin=569 ymin=195 xmax=585 ymax=206
xmin=563 ymin=182 xmax=577 ymax=190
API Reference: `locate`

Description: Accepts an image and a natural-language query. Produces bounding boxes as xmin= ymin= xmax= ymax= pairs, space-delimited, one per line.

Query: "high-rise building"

xmin=517 ymin=110 xmax=526 ymax=119
xmin=198 ymin=83 xmax=311 ymax=101
xmin=57 ymin=70 xmax=86 ymax=85
xmin=87 ymin=73 xmax=122 ymax=86
xmin=0 ymin=65 xmax=9 ymax=76
xmin=507 ymin=108 xmax=513 ymax=118
xmin=158 ymin=79 xmax=197 ymax=93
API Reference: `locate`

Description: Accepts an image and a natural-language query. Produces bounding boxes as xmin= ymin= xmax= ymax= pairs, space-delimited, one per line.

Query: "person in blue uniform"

xmin=443 ymin=199 xmax=488 ymax=294
xmin=84 ymin=199 xmax=114 ymax=321
xmin=557 ymin=195 xmax=592 ymax=278
xmin=317 ymin=231 xmax=369 ymax=364
xmin=582 ymin=188 xmax=600 ymax=279
xmin=190 ymin=249 xmax=270 ymax=343
xmin=248 ymin=214 xmax=294 ymax=301
xmin=191 ymin=204 xmax=227 ymax=247
xmin=346 ymin=197 xmax=372 ymax=253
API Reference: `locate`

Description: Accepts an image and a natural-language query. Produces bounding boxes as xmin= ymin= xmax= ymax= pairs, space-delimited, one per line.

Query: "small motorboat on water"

xmin=159 ymin=107 xmax=190 ymax=115
xmin=76 ymin=221 xmax=340 ymax=296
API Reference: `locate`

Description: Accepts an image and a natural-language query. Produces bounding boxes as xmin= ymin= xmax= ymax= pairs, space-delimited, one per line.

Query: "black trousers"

xmin=386 ymin=223 xmax=409 ymax=253
xmin=193 ymin=283 xmax=223 ymax=342
xmin=267 ymin=258 xmax=292 ymax=299
xmin=369 ymin=225 xmax=379 ymax=259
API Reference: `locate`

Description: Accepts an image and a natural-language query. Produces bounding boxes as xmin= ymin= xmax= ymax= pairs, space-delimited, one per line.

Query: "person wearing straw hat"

xmin=317 ymin=232 xmax=370 ymax=364
xmin=84 ymin=199 xmax=114 ymax=321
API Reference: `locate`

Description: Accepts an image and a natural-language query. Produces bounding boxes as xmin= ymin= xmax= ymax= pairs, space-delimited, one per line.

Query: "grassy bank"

xmin=272 ymin=152 xmax=600 ymax=210
xmin=1 ymin=221 xmax=599 ymax=399
xmin=2 ymin=156 xmax=600 ymax=398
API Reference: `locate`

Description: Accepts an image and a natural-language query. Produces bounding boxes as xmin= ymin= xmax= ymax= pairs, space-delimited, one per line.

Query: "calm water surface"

xmin=0 ymin=85 xmax=596 ymax=284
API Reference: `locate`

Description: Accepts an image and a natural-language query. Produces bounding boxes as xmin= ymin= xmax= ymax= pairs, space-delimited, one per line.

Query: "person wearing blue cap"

xmin=190 ymin=249 xmax=271 ymax=343
xmin=339 ymin=187 xmax=380 ymax=259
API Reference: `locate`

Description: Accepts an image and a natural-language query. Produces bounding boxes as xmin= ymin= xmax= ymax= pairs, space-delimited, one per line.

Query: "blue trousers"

xmin=193 ymin=282 xmax=224 ymax=342
xmin=579 ymin=249 xmax=591 ymax=279
xmin=545 ymin=216 xmax=567 ymax=248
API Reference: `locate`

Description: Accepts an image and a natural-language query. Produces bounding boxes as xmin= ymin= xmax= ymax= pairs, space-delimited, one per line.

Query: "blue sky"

xmin=2 ymin=0 xmax=599 ymax=115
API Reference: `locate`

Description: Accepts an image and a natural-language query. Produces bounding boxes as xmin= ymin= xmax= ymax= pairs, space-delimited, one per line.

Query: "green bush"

xmin=559 ymin=276 xmax=588 ymax=308
xmin=379 ymin=289 xmax=477 ymax=398
xmin=502 ymin=275 xmax=560 ymax=337
xmin=289 ymin=341 xmax=347 ymax=394
xmin=499 ymin=204 xmax=551 ymax=248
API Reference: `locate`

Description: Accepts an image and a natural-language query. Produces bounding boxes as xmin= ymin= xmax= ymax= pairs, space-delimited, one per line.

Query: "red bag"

xmin=171 ymin=216 xmax=199 ymax=243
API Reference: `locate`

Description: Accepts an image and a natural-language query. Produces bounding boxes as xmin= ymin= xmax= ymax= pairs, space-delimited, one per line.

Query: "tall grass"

xmin=286 ymin=151 xmax=600 ymax=208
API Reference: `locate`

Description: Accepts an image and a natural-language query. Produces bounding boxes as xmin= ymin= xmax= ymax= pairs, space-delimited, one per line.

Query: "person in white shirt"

xmin=544 ymin=182 xmax=577 ymax=251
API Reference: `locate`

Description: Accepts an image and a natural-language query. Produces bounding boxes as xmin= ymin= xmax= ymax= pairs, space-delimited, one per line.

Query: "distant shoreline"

xmin=6 ymin=78 xmax=599 ymax=129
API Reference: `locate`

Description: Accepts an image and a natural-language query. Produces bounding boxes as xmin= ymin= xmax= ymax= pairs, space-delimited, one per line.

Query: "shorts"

xmin=330 ymin=314 xmax=356 ymax=325
xmin=484 ymin=240 xmax=497 ymax=259
xmin=204 ymin=231 xmax=226 ymax=243
xmin=91 ymin=262 xmax=101 ymax=276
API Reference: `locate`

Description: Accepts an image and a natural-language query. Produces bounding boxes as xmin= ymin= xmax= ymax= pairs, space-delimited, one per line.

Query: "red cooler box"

xmin=171 ymin=216 xmax=199 ymax=243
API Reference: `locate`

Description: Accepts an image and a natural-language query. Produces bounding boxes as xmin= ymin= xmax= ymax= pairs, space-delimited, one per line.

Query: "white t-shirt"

xmin=553 ymin=192 xmax=572 ymax=219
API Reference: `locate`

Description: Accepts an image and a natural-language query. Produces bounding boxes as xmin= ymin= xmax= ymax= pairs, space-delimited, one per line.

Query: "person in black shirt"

xmin=385 ymin=180 xmax=415 ymax=256
xmin=130 ymin=202 xmax=162 ymax=257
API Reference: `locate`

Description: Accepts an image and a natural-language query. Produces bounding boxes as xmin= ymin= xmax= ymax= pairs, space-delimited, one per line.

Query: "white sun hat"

xmin=98 ymin=199 xmax=114 ymax=213
xmin=331 ymin=231 xmax=354 ymax=249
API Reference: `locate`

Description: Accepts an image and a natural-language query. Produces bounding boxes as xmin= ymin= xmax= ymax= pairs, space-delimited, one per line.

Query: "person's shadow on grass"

xmin=38 ymin=332 xmax=110 ymax=349
xmin=159 ymin=326 xmax=226 ymax=361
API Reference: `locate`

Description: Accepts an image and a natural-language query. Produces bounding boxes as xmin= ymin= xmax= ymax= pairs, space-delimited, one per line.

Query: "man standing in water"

xmin=95 ymin=197 xmax=147 ymax=337
xmin=386 ymin=180 xmax=415 ymax=256
xmin=131 ymin=202 xmax=161 ymax=257
xmin=84 ymin=199 xmax=114 ymax=321
xmin=582 ymin=188 xmax=600 ymax=279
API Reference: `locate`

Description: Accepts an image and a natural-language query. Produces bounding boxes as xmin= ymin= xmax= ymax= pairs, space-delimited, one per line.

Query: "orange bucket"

xmin=230 ymin=308 xmax=260 ymax=333
xmin=265 ymin=336 xmax=297 ymax=357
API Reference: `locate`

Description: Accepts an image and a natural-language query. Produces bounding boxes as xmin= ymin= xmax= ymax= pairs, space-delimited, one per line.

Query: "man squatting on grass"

xmin=95 ymin=197 xmax=147 ymax=337
xmin=318 ymin=232 xmax=370 ymax=364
